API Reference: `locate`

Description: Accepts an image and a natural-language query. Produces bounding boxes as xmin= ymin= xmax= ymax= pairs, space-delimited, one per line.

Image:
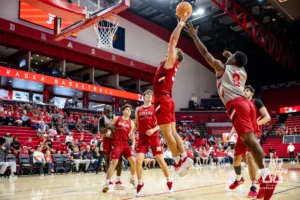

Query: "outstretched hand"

xmin=180 ymin=12 xmax=192 ymax=23
xmin=184 ymin=22 xmax=199 ymax=38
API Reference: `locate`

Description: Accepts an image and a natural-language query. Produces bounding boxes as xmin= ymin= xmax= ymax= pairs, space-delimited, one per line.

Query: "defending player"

xmin=102 ymin=104 xmax=136 ymax=193
xmin=227 ymin=85 xmax=271 ymax=197
xmin=185 ymin=22 xmax=278 ymax=199
xmin=153 ymin=13 xmax=194 ymax=177
xmin=98 ymin=105 xmax=124 ymax=189
xmin=133 ymin=90 xmax=173 ymax=196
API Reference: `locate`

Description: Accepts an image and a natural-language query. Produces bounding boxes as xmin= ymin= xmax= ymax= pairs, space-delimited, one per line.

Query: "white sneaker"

xmin=115 ymin=181 xmax=125 ymax=190
xmin=178 ymin=157 xmax=194 ymax=177
xmin=129 ymin=177 xmax=137 ymax=189
xmin=102 ymin=183 xmax=110 ymax=193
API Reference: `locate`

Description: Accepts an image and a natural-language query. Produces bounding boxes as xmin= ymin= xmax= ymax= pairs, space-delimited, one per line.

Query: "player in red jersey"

xmin=133 ymin=90 xmax=173 ymax=196
xmin=153 ymin=13 xmax=194 ymax=177
xmin=98 ymin=105 xmax=124 ymax=189
xmin=228 ymin=85 xmax=271 ymax=197
xmin=185 ymin=22 xmax=278 ymax=199
xmin=102 ymin=104 xmax=136 ymax=193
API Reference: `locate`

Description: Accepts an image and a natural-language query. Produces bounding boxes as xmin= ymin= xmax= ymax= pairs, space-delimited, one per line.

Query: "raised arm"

xmin=164 ymin=13 xmax=191 ymax=69
xmin=184 ymin=22 xmax=224 ymax=73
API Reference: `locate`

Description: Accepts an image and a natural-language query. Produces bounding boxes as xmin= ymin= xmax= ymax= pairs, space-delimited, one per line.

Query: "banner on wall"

xmin=0 ymin=66 xmax=144 ymax=101
xmin=222 ymin=132 xmax=238 ymax=143
xmin=0 ymin=89 xmax=9 ymax=100
xmin=279 ymin=105 xmax=300 ymax=114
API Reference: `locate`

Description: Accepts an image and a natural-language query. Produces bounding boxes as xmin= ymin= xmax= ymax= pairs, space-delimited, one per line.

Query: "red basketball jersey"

xmin=137 ymin=105 xmax=158 ymax=136
xmin=153 ymin=60 xmax=179 ymax=97
xmin=113 ymin=117 xmax=132 ymax=145
xmin=251 ymin=99 xmax=262 ymax=136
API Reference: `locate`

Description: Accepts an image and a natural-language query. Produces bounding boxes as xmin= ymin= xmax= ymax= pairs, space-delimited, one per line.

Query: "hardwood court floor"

xmin=0 ymin=163 xmax=300 ymax=200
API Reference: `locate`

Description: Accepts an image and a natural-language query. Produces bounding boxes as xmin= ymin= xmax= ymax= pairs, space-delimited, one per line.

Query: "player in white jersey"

xmin=184 ymin=22 xmax=278 ymax=199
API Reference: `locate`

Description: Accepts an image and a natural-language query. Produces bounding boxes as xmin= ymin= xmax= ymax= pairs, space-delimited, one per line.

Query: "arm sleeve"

xmin=254 ymin=99 xmax=265 ymax=110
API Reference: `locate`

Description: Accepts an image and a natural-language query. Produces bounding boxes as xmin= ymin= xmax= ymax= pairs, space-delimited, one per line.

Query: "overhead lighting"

xmin=9 ymin=80 xmax=12 ymax=83
xmin=38 ymin=85 xmax=42 ymax=88
xmin=47 ymin=57 xmax=49 ymax=60
xmin=197 ymin=8 xmax=205 ymax=15
xmin=35 ymin=62 xmax=38 ymax=64
xmin=36 ymin=55 xmax=39 ymax=57
xmin=79 ymin=93 xmax=82 ymax=95
xmin=55 ymin=89 xmax=58 ymax=91
xmin=93 ymin=95 xmax=96 ymax=96
xmin=41 ymin=60 xmax=44 ymax=62
xmin=31 ymin=57 xmax=33 ymax=60
xmin=92 ymin=104 xmax=105 ymax=108
xmin=193 ymin=12 xmax=198 ymax=16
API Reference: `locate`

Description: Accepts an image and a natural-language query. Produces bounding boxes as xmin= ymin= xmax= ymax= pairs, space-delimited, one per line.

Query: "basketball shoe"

xmin=109 ymin=181 xmax=114 ymax=188
xmin=229 ymin=177 xmax=244 ymax=190
xmin=257 ymin=174 xmax=279 ymax=200
xmin=247 ymin=185 xmax=257 ymax=197
xmin=130 ymin=177 xmax=137 ymax=188
xmin=174 ymin=160 xmax=182 ymax=172
xmin=102 ymin=183 xmax=110 ymax=193
xmin=115 ymin=181 xmax=125 ymax=190
xmin=136 ymin=182 xmax=144 ymax=196
xmin=178 ymin=157 xmax=194 ymax=177
xmin=167 ymin=181 xmax=174 ymax=193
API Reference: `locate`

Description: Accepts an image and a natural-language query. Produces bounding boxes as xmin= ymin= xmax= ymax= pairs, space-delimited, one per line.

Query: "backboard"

xmin=21 ymin=0 xmax=130 ymax=41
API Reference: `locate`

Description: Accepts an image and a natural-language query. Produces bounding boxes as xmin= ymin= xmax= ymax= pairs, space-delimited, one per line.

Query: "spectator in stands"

xmin=58 ymin=141 xmax=68 ymax=154
xmin=10 ymin=137 xmax=21 ymax=156
xmin=93 ymin=147 xmax=103 ymax=174
xmin=0 ymin=109 xmax=5 ymax=125
xmin=68 ymin=141 xmax=78 ymax=152
xmin=72 ymin=92 xmax=78 ymax=108
xmin=23 ymin=139 xmax=33 ymax=154
xmin=210 ymin=149 xmax=218 ymax=165
xmin=45 ymin=136 xmax=53 ymax=152
xmin=22 ymin=113 xmax=30 ymax=127
xmin=33 ymin=146 xmax=46 ymax=176
xmin=90 ymin=135 xmax=98 ymax=146
xmin=288 ymin=143 xmax=295 ymax=164
xmin=44 ymin=150 xmax=53 ymax=175
xmin=294 ymin=127 xmax=298 ymax=135
xmin=289 ymin=128 xmax=293 ymax=135
xmin=75 ymin=119 xmax=84 ymax=132
xmin=29 ymin=91 xmax=34 ymax=103
xmin=48 ymin=128 xmax=58 ymax=141
xmin=4 ymin=133 xmax=12 ymax=144
xmin=65 ymin=132 xmax=74 ymax=146
xmin=269 ymin=146 xmax=274 ymax=159
xmin=163 ymin=149 xmax=174 ymax=167
xmin=83 ymin=145 xmax=96 ymax=170
xmin=71 ymin=147 xmax=90 ymax=173
xmin=37 ymin=124 xmax=47 ymax=137
xmin=14 ymin=112 xmax=23 ymax=127
xmin=201 ymin=149 xmax=209 ymax=165
xmin=19 ymin=146 xmax=29 ymax=155
xmin=31 ymin=115 xmax=40 ymax=130
xmin=183 ymin=138 xmax=191 ymax=150
xmin=194 ymin=148 xmax=201 ymax=167
xmin=0 ymin=145 xmax=17 ymax=177
xmin=145 ymin=149 xmax=156 ymax=169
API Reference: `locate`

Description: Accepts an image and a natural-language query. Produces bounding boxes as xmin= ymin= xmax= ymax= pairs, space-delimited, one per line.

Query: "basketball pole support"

xmin=211 ymin=0 xmax=295 ymax=69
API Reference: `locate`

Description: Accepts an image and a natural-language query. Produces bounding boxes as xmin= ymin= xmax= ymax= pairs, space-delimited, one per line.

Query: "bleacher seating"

xmin=284 ymin=115 xmax=300 ymax=130
xmin=0 ymin=126 xmax=94 ymax=150
xmin=262 ymin=137 xmax=300 ymax=158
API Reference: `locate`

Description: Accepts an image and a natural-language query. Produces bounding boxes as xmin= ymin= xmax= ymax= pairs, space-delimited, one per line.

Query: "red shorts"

xmin=226 ymin=97 xmax=259 ymax=136
xmin=154 ymin=95 xmax=175 ymax=125
xmin=110 ymin=143 xmax=134 ymax=160
xmin=103 ymin=137 xmax=113 ymax=154
xmin=234 ymin=137 xmax=248 ymax=156
xmin=136 ymin=134 xmax=163 ymax=156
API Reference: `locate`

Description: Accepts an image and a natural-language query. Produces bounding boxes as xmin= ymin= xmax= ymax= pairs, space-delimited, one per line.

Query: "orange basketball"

xmin=176 ymin=2 xmax=193 ymax=18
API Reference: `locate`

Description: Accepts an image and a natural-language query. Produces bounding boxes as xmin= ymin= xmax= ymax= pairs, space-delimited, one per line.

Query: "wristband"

xmin=179 ymin=21 xmax=185 ymax=26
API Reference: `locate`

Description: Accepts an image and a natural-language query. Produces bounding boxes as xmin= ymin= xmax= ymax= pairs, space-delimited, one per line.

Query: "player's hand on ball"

xmin=184 ymin=22 xmax=199 ymax=38
xmin=146 ymin=129 xmax=154 ymax=136
xmin=180 ymin=12 xmax=192 ymax=23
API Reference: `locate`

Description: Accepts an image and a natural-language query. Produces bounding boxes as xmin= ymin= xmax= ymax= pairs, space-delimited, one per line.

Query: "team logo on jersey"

xmin=156 ymin=146 xmax=162 ymax=152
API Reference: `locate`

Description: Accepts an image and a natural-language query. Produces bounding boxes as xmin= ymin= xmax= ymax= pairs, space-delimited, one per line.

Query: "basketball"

xmin=176 ymin=2 xmax=193 ymax=18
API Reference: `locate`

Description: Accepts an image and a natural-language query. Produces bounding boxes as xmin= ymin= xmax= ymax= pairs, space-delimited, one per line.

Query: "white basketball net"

xmin=94 ymin=17 xmax=119 ymax=49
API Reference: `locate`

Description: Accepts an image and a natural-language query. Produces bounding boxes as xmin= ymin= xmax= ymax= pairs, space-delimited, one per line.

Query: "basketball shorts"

xmin=103 ymin=137 xmax=113 ymax=154
xmin=154 ymin=95 xmax=176 ymax=125
xmin=226 ymin=97 xmax=259 ymax=137
xmin=136 ymin=135 xmax=163 ymax=156
xmin=110 ymin=143 xmax=134 ymax=160
xmin=234 ymin=137 xmax=248 ymax=156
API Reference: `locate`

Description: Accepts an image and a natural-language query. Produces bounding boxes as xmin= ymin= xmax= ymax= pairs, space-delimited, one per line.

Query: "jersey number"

xmin=232 ymin=73 xmax=241 ymax=87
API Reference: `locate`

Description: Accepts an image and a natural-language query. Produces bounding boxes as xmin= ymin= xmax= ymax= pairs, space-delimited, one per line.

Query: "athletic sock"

xmin=234 ymin=165 xmax=242 ymax=181
xmin=131 ymin=175 xmax=135 ymax=179
xmin=106 ymin=179 xmax=110 ymax=184
xmin=138 ymin=180 xmax=143 ymax=185
xmin=251 ymin=182 xmax=256 ymax=187
xmin=174 ymin=156 xmax=180 ymax=164
xmin=117 ymin=176 xmax=121 ymax=182
xmin=259 ymin=168 xmax=269 ymax=178
xmin=166 ymin=177 xmax=171 ymax=182
xmin=181 ymin=152 xmax=187 ymax=160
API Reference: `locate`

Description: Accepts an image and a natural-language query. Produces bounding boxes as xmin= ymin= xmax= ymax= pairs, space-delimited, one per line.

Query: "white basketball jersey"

xmin=216 ymin=65 xmax=247 ymax=105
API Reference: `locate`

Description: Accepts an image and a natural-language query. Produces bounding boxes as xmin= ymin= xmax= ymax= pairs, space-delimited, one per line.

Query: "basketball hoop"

xmin=94 ymin=16 xmax=120 ymax=49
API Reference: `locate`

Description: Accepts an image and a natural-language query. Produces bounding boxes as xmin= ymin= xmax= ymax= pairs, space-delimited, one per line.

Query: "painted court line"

xmin=121 ymin=183 xmax=226 ymax=200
